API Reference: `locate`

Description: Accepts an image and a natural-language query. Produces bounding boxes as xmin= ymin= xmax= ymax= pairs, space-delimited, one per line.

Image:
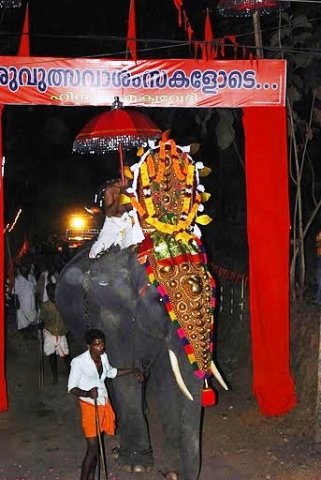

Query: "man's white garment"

xmin=68 ymin=350 xmax=117 ymax=406
xmin=89 ymin=211 xmax=144 ymax=258
xmin=43 ymin=329 xmax=69 ymax=357
xmin=14 ymin=273 xmax=37 ymax=330
xmin=37 ymin=270 xmax=58 ymax=303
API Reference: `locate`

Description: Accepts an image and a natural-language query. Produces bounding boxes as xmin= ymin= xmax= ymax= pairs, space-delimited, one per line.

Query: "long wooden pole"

xmin=252 ymin=10 xmax=263 ymax=58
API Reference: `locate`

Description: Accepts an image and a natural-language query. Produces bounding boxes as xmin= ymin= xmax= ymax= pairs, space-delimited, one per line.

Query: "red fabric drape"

xmin=126 ymin=0 xmax=137 ymax=61
xmin=18 ymin=2 xmax=29 ymax=56
xmin=243 ymin=106 xmax=296 ymax=416
xmin=0 ymin=104 xmax=8 ymax=412
xmin=203 ymin=8 xmax=215 ymax=60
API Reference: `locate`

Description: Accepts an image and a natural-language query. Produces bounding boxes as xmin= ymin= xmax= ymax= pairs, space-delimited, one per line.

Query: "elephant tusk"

xmin=168 ymin=349 xmax=194 ymax=401
xmin=210 ymin=360 xmax=229 ymax=391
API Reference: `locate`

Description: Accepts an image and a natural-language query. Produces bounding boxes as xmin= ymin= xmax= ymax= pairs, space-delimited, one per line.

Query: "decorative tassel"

xmin=201 ymin=379 xmax=217 ymax=407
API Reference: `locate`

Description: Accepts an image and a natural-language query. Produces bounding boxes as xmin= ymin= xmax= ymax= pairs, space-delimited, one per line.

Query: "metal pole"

xmin=119 ymin=143 xmax=125 ymax=187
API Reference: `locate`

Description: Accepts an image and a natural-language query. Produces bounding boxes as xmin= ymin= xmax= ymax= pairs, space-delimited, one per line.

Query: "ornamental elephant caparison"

xmin=56 ymin=245 xmax=225 ymax=480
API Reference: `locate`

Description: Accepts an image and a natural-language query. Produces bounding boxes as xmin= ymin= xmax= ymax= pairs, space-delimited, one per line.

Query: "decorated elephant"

xmin=56 ymin=138 xmax=227 ymax=479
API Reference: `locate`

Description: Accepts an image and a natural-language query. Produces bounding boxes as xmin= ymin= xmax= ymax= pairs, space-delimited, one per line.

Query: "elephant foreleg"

xmin=151 ymin=349 xmax=202 ymax=480
xmin=111 ymin=374 xmax=154 ymax=472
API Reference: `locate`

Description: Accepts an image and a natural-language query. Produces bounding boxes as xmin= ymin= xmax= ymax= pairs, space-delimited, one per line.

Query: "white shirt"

xmin=13 ymin=273 xmax=37 ymax=329
xmin=68 ymin=350 xmax=117 ymax=405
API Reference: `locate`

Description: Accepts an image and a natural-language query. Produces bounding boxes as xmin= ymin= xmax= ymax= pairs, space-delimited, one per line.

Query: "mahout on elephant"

xmin=56 ymin=138 xmax=227 ymax=479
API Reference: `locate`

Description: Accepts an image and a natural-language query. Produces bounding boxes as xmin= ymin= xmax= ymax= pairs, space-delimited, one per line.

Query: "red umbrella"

xmin=73 ymin=98 xmax=161 ymax=184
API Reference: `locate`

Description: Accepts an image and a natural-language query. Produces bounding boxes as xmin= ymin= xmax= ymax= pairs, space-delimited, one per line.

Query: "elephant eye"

xmin=99 ymin=280 xmax=110 ymax=286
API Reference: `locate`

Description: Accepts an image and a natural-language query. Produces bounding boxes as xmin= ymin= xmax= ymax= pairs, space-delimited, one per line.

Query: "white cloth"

xmin=89 ymin=211 xmax=144 ymax=258
xmin=68 ymin=350 xmax=117 ymax=406
xmin=37 ymin=270 xmax=58 ymax=303
xmin=13 ymin=273 xmax=37 ymax=330
xmin=43 ymin=329 xmax=69 ymax=357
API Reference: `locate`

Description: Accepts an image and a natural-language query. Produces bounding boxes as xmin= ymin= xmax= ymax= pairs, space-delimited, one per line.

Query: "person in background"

xmin=13 ymin=262 xmax=37 ymax=332
xmin=38 ymin=283 xmax=71 ymax=384
xmin=36 ymin=261 xmax=59 ymax=308
xmin=68 ymin=328 xmax=144 ymax=480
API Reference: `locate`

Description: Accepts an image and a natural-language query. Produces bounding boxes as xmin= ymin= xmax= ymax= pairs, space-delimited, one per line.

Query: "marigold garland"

xmin=130 ymin=197 xmax=146 ymax=216
xmin=147 ymin=154 xmax=155 ymax=178
xmin=173 ymin=156 xmax=186 ymax=181
xmin=155 ymin=159 xmax=166 ymax=183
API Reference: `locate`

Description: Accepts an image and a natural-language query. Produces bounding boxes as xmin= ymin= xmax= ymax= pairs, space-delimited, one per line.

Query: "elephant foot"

xmin=166 ymin=474 xmax=178 ymax=480
xmin=121 ymin=464 xmax=152 ymax=473
xmin=159 ymin=470 xmax=179 ymax=480
xmin=116 ymin=447 xmax=154 ymax=473
xmin=111 ymin=447 xmax=119 ymax=460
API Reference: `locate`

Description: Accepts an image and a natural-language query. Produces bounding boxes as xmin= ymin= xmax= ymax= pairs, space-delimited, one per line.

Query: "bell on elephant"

xmin=201 ymin=378 xmax=217 ymax=407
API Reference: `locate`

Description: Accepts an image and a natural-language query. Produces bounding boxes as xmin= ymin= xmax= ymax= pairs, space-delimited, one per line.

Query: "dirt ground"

xmin=1 ymin=298 xmax=321 ymax=480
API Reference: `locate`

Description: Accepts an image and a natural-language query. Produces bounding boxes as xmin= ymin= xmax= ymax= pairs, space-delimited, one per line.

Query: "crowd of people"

xmin=8 ymin=250 xmax=74 ymax=384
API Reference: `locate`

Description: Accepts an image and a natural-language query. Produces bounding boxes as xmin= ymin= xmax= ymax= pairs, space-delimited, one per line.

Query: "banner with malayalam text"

xmin=0 ymin=57 xmax=286 ymax=108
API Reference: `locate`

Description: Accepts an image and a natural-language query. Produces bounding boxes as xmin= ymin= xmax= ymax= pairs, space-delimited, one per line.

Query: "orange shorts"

xmin=79 ymin=400 xmax=116 ymax=438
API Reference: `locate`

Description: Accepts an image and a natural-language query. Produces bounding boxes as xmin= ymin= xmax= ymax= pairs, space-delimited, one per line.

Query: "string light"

xmin=4 ymin=208 xmax=22 ymax=233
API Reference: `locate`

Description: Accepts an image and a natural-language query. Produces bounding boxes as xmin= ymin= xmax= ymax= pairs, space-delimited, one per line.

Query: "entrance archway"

xmin=0 ymin=56 xmax=296 ymax=415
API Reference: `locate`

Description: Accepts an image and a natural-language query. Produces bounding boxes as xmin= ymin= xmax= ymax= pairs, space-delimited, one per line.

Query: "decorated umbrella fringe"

xmin=0 ymin=0 xmax=21 ymax=6
xmin=73 ymin=109 xmax=161 ymax=155
xmin=73 ymin=133 xmax=159 ymax=155
xmin=217 ymin=0 xmax=289 ymax=17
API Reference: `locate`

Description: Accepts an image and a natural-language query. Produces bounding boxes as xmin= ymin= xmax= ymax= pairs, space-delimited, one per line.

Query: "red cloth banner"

xmin=0 ymin=57 xmax=286 ymax=107
xmin=0 ymin=104 xmax=8 ymax=412
xmin=203 ymin=9 xmax=215 ymax=60
xmin=126 ymin=0 xmax=137 ymax=61
xmin=243 ymin=106 xmax=297 ymax=415
xmin=18 ymin=2 xmax=30 ymax=56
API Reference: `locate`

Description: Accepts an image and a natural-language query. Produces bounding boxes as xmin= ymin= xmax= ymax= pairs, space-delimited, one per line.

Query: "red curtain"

xmin=243 ymin=106 xmax=297 ymax=416
xmin=0 ymin=104 xmax=8 ymax=412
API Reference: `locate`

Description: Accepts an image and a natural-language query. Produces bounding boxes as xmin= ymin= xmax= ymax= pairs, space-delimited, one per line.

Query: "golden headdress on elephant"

xmin=127 ymin=138 xmax=227 ymax=405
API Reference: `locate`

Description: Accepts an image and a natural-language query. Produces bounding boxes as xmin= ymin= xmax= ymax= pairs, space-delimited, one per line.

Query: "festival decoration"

xmin=128 ymin=138 xmax=225 ymax=404
xmin=203 ymin=8 xmax=215 ymax=60
xmin=217 ymin=0 xmax=288 ymax=17
xmin=18 ymin=2 xmax=29 ymax=56
xmin=217 ymin=0 xmax=289 ymax=58
xmin=0 ymin=0 xmax=21 ymax=7
xmin=73 ymin=97 xmax=161 ymax=184
xmin=126 ymin=0 xmax=137 ymax=60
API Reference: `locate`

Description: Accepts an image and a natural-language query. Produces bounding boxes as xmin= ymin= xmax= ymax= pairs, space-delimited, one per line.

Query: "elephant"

xmin=56 ymin=244 xmax=225 ymax=480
